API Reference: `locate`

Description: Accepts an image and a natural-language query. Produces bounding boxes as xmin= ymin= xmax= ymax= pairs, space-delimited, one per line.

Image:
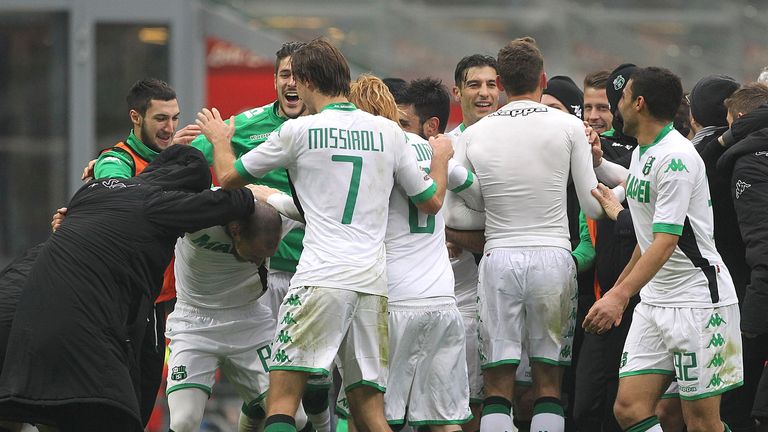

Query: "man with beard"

xmin=584 ymin=67 xmax=742 ymax=432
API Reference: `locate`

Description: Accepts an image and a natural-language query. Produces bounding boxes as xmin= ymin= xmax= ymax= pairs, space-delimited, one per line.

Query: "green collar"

xmin=459 ymin=123 xmax=466 ymax=132
xmin=320 ymin=102 xmax=357 ymax=112
xmin=601 ymin=128 xmax=615 ymax=137
xmin=271 ymin=100 xmax=286 ymax=122
xmin=638 ymin=123 xmax=674 ymax=158
xmin=126 ymin=130 xmax=160 ymax=161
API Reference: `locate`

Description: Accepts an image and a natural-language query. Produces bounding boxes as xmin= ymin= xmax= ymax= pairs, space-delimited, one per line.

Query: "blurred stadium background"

xmin=2 ymin=0 xmax=768 ymax=429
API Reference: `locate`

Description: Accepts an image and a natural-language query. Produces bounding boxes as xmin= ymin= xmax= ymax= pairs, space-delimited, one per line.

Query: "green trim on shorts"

xmin=659 ymin=392 xmax=680 ymax=399
xmin=386 ymin=419 xmax=406 ymax=426
xmin=409 ymin=415 xmax=474 ymax=426
xmin=619 ymin=369 xmax=675 ymax=378
xmin=679 ymin=381 xmax=744 ymax=401
xmin=480 ymin=358 xmax=521 ymax=370
xmin=626 ymin=415 xmax=660 ymax=432
xmin=269 ymin=365 xmax=331 ymax=376
xmin=166 ymin=383 xmax=212 ymax=397
xmin=529 ymin=356 xmax=564 ymax=366
xmin=345 ymin=380 xmax=386 ymax=393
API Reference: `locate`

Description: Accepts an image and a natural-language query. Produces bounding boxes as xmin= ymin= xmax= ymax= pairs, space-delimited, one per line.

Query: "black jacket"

xmin=717 ymin=116 xmax=768 ymax=334
xmin=0 ymin=146 xmax=255 ymax=429
xmin=593 ymin=135 xmax=638 ymax=296
xmin=695 ymin=129 xmax=750 ymax=301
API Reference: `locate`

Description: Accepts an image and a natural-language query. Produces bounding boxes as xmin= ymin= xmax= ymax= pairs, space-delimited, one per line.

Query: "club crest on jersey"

xmin=642 ymin=156 xmax=656 ymax=175
xmin=170 ymin=365 xmax=187 ymax=381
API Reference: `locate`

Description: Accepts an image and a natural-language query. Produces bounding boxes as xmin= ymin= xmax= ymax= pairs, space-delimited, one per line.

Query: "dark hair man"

xmin=398 ymin=77 xmax=451 ymax=139
xmin=198 ymin=38 xmax=452 ymax=432
xmin=458 ymin=36 xmax=604 ymax=432
xmin=585 ymin=67 xmax=742 ymax=432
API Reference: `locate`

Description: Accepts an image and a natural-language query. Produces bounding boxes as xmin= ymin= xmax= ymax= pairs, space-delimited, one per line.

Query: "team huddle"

xmin=1 ymin=35 xmax=767 ymax=432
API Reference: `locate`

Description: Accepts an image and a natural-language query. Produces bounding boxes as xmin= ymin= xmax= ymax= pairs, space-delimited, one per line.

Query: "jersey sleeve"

xmin=393 ymin=131 xmax=436 ymax=204
xmin=652 ymin=152 xmax=696 ymax=236
xmin=234 ymin=127 xmax=292 ymax=184
xmin=445 ymin=132 xmax=485 ymax=229
xmin=145 ymin=187 xmax=255 ymax=234
xmin=569 ymin=122 xmax=605 ymax=220
xmin=93 ymin=149 xmax=134 ymax=179
xmin=189 ymin=134 xmax=215 ymax=165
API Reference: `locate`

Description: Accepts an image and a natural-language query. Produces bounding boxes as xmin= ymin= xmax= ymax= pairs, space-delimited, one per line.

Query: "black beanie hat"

xmin=543 ymin=75 xmax=584 ymax=119
xmin=606 ymin=63 xmax=639 ymax=115
xmin=689 ymin=74 xmax=740 ymax=127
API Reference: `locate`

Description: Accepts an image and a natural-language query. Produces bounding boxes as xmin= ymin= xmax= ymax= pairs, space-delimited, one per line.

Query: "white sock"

xmin=530 ymin=397 xmax=564 ymax=432
xmin=480 ymin=397 xmax=514 ymax=432
xmin=307 ymin=408 xmax=331 ymax=432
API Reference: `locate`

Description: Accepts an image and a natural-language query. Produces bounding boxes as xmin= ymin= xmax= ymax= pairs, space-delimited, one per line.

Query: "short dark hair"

xmin=583 ymin=70 xmax=611 ymax=91
xmin=383 ymin=78 xmax=409 ymax=105
xmin=126 ymin=78 xmax=176 ymax=116
xmin=724 ymin=82 xmax=768 ymax=117
xmin=497 ymin=37 xmax=543 ymax=96
xmin=629 ymin=67 xmax=683 ymax=122
xmin=274 ymin=41 xmax=306 ymax=74
xmin=454 ymin=54 xmax=497 ymax=87
xmin=291 ymin=39 xmax=351 ymax=97
xmin=403 ymin=78 xmax=451 ymax=134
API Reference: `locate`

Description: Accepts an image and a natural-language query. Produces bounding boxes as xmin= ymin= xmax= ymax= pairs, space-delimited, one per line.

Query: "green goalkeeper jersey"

xmin=191 ymin=101 xmax=304 ymax=273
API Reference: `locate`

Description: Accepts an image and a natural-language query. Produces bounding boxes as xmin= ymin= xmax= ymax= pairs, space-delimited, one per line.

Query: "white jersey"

xmin=174 ymin=216 xmax=303 ymax=309
xmin=174 ymin=225 xmax=264 ymax=309
xmin=459 ymin=100 xmax=604 ymax=252
xmin=385 ymin=132 xmax=473 ymax=302
xmin=626 ymin=124 xmax=737 ymax=308
xmin=446 ymin=124 xmax=481 ymax=314
xmin=236 ymin=102 xmax=435 ymax=296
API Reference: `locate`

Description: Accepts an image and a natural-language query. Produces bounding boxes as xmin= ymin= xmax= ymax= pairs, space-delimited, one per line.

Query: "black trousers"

xmin=573 ymin=296 xmax=639 ymax=432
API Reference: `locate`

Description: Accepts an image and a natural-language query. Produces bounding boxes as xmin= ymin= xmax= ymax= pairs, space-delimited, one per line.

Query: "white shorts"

xmin=463 ymin=314 xmax=484 ymax=403
xmin=478 ymin=247 xmax=577 ymax=369
xmin=385 ymin=298 xmax=472 ymax=427
xmin=620 ymin=303 xmax=743 ymax=400
xmin=270 ymin=286 xmax=388 ymax=392
xmin=260 ymin=270 xmax=293 ymax=320
xmin=165 ymin=301 xmax=274 ymax=403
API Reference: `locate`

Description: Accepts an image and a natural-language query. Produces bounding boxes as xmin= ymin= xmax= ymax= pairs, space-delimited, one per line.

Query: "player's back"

xmin=465 ymin=100 xmax=594 ymax=251
xmin=285 ymin=105 xmax=420 ymax=296
xmin=385 ymin=132 xmax=454 ymax=302
xmin=174 ymin=225 xmax=264 ymax=309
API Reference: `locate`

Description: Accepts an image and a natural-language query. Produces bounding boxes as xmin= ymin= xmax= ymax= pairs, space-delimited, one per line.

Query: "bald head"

xmin=228 ymin=200 xmax=283 ymax=264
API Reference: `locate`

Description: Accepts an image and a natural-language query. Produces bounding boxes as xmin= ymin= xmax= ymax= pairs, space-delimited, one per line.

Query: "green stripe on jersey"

xmin=410 ymin=182 xmax=437 ymax=204
xmin=652 ymin=222 xmax=683 ymax=236
xmin=451 ymin=170 xmax=474 ymax=193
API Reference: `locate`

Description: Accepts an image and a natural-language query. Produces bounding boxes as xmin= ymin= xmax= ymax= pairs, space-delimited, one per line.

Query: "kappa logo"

xmin=101 ymin=179 xmax=135 ymax=189
xmin=613 ymin=74 xmax=626 ymax=91
xmin=490 ymin=107 xmax=547 ymax=118
xmin=664 ymin=159 xmax=689 ymax=173
xmin=735 ymin=180 xmax=751 ymax=199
